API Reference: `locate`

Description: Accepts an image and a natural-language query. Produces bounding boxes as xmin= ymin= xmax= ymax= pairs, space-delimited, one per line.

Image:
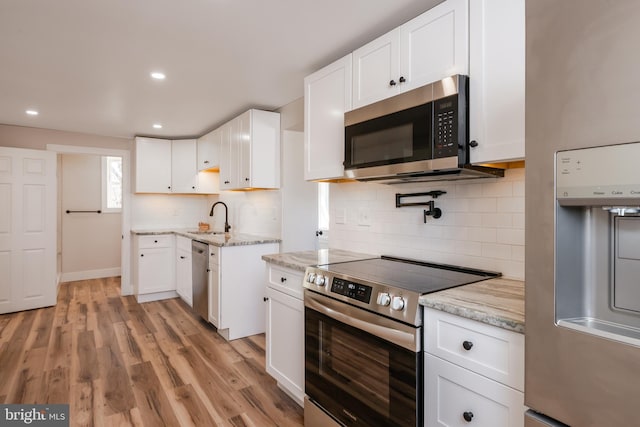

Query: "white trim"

xmin=61 ymin=267 xmax=121 ymax=283
xmin=136 ymin=290 xmax=179 ymax=303
xmin=46 ymin=143 xmax=132 ymax=296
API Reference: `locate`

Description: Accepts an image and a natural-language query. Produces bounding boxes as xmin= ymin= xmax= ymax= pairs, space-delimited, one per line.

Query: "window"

xmin=102 ymin=156 xmax=122 ymax=212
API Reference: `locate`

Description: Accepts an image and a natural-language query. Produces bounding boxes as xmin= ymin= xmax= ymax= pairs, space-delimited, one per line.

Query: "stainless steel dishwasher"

xmin=191 ymin=240 xmax=209 ymax=320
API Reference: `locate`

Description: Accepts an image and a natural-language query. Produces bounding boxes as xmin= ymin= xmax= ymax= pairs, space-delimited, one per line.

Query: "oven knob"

xmin=315 ymin=275 xmax=326 ymax=286
xmin=376 ymin=292 xmax=391 ymax=306
xmin=391 ymin=296 xmax=405 ymax=311
xmin=307 ymin=273 xmax=316 ymax=283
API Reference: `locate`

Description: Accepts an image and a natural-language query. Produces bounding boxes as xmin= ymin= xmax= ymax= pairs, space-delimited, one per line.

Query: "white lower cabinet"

xmin=423 ymin=307 xmax=524 ymax=427
xmin=265 ymin=286 xmax=304 ymax=406
xmin=133 ymin=234 xmax=176 ymax=302
xmin=209 ymin=243 xmax=280 ymax=341
xmin=264 ymin=262 xmax=305 ymax=406
xmin=424 ymin=354 xmax=524 ymax=427
xmin=175 ymin=236 xmax=193 ymax=306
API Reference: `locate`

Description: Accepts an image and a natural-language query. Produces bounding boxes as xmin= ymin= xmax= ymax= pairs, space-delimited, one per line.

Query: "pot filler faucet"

xmin=209 ymin=201 xmax=231 ymax=233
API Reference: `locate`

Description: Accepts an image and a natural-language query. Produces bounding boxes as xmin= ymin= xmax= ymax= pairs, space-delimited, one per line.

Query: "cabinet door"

xmin=197 ymin=128 xmax=220 ymax=171
xmin=236 ymin=110 xmax=252 ymax=188
xmin=135 ymin=137 xmax=172 ymax=193
xmin=138 ymin=247 xmax=174 ymax=294
xmin=424 ymin=353 xmax=524 ymax=427
xmin=218 ymin=121 xmax=235 ymax=190
xmin=399 ymin=0 xmax=469 ymax=92
xmin=265 ymin=287 xmax=304 ymax=405
xmin=304 ymin=54 xmax=352 ymax=181
xmin=352 ymin=29 xmax=400 ymax=109
xmin=176 ymin=244 xmax=192 ymax=306
xmin=171 ymin=139 xmax=198 ymax=193
xmin=208 ymin=247 xmax=220 ymax=327
xmin=469 ymin=0 xmax=525 ymax=164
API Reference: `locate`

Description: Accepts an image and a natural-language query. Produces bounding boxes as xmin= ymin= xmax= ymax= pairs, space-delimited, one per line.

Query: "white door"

xmin=0 ymin=147 xmax=57 ymax=314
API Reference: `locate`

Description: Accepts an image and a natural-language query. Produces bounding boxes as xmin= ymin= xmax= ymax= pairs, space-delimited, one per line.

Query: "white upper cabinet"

xmin=304 ymin=54 xmax=352 ymax=181
xmin=399 ymin=0 xmax=469 ymax=92
xmin=219 ymin=109 xmax=280 ymax=190
xmin=171 ymin=139 xmax=198 ymax=193
xmin=352 ymin=0 xmax=468 ymax=109
xmin=135 ymin=137 xmax=172 ymax=193
xmin=134 ymin=137 xmax=218 ymax=194
xmin=352 ymin=31 xmax=399 ymax=109
xmin=468 ymin=0 xmax=525 ymax=164
xmin=197 ymin=128 xmax=220 ymax=171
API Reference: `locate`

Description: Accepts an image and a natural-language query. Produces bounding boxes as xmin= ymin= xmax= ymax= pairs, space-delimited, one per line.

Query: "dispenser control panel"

xmin=557 ymin=142 xmax=640 ymax=204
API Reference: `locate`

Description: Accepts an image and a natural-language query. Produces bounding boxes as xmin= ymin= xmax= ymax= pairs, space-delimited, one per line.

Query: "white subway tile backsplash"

xmin=481 ymin=181 xmax=513 ymax=197
xmin=328 ymin=168 xmax=525 ymax=279
xmin=468 ymin=197 xmax=498 ymax=213
xmin=481 ymin=243 xmax=512 ymax=260
xmin=497 ymin=228 xmax=525 ymax=245
xmin=497 ymin=197 xmax=525 ymax=213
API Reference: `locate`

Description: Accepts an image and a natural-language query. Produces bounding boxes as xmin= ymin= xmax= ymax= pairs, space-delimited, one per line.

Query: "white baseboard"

xmin=60 ymin=267 xmax=121 ymax=283
xmin=136 ymin=290 xmax=179 ymax=303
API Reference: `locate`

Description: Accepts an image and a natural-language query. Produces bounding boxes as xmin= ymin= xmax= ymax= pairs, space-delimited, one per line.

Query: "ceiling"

xmin=0 ymin=0 xmax=441 ymax=140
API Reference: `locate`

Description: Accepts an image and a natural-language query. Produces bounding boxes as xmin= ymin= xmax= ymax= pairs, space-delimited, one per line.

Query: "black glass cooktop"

xmin=318 ymin=255 xmax=500 ymax=295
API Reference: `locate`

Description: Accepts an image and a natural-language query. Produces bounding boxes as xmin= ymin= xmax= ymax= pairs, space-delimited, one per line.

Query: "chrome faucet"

xmin=209 ymin=201 xmax=231 ymax=233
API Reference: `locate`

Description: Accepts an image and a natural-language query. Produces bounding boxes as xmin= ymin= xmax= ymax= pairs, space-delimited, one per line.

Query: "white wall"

xmin=61 ymin=153 xmax=122 ymax=280
xmin=131 ymin=194 xmax=211 ymax=230
xmin=329 ymin=168 xmax=525 ymax=279
xmin=0 ymin=124 xmax=131 ymax=150
xmin=206 ymin=191 xmax=281 ymax=237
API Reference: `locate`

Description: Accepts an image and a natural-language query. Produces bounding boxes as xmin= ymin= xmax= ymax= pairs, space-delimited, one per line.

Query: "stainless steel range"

xmin=303 ymin=256 xmax=500 ymax=427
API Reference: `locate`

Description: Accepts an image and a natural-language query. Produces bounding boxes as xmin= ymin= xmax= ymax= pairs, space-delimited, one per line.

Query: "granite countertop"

xmin=131 ymin=228 xmax=281 ymax=247
xmin=420 ymin=278 xmax=525 ymax=334
xmin=262 ymin=249 xmax=378 ymax=272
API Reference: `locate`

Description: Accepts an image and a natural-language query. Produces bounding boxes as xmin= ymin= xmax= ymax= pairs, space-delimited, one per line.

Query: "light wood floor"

xmin=0 ymin=277 xmax=304 ymax=427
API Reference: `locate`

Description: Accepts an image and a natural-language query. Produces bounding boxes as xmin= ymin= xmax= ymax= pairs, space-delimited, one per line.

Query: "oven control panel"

xmin=303 ymin=266 xmax=422 ymax=326
xmin=331 ymin=278 xmax=372 ymax=303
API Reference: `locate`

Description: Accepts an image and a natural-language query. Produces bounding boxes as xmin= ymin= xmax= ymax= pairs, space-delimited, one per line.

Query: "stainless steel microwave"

xmin=344 ymin=75 xmax=503 ymax=184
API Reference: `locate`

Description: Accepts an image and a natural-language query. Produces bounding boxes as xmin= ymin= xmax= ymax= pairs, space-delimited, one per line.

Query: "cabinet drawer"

xmin=138 ymin=234 xmax=173 ymax=248
xmin=176 ymin=235 xmax=192 ymax=252
xmin=424 ymin=353 xmax=524 ymax=427
xmin=424 ymin=308 xmax=524 ymax=391
xmin=267 ymin=264 xmax=304 ymax=300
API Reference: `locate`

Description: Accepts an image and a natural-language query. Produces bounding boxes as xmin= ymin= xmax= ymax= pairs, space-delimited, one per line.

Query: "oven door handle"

xmin=305 ymin=291 xmax=420 ymax=352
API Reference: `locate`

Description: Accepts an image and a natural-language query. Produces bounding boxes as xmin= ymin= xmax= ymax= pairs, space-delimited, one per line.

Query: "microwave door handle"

xmin=305 ymin=292 xmax=419 ymax=351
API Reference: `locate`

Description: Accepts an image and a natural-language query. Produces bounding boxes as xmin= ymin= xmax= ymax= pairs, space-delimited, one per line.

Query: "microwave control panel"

xmin=434 ymin=95 xmax=459 ymax=159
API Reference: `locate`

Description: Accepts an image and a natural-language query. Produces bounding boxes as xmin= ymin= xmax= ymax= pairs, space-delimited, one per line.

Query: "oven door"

xmin=304 ymin=290 xmax=422 ymax=427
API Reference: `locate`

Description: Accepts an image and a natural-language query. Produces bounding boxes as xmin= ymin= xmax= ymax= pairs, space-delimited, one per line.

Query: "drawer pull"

xmin=462 ymin=340 xmax=474 ymax=351
xmin=463 ymin=411 xmax=474 ymax=422
xmin=280 ymin=277 xmax=287 ymax=283
xmin=180 ymin=256 xmax=186 ymax=259
xmin=263 ymin=297 xmax=269 ymax=302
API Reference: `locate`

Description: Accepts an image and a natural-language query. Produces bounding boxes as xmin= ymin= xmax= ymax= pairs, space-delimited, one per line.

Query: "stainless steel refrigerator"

xmin=525 ymin=1 xmax=640 ymax=426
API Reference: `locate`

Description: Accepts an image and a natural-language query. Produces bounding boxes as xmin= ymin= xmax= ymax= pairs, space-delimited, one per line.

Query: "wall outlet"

xmin=357 ymin=207 xmax=371 ymax=227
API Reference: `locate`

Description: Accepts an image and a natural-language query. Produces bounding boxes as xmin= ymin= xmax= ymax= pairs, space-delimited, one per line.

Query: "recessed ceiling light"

xmin=153 ymin=123 xmax=163 ymax=129
xmin=26 ymin=110 xmax=39 ymax=116
xmin=151 ymin=72 xmax=166 ymax=80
